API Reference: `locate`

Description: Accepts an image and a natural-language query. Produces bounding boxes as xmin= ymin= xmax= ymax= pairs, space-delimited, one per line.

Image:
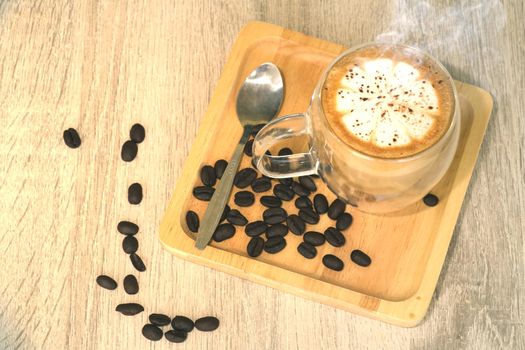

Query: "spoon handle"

xmin=195 ymin=127 xmax=252 ymax=249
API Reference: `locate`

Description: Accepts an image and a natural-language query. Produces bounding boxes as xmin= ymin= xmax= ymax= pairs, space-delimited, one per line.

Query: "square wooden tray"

xmin=159 ymin=21 xmax=493 ymax=327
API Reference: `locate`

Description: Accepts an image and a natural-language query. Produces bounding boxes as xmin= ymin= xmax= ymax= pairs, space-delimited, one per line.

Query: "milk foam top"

xmin=322 ymin=45 xmax=455 ymax=158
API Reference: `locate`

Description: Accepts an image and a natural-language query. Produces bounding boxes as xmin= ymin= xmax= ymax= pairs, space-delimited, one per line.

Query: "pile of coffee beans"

xmin=142 ymin=314 xmax=220 ymax=342
xmin=121 ymin=123 xmax=145 ymax=162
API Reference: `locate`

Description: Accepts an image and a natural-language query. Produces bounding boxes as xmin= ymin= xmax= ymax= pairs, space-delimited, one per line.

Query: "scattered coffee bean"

xmin=278 ymin=147 xmax=293 ymax=156
xmin=299 ymin=176 xmax=317 ymax=192
xmin=295 ymin=196 xmax=313 ymax=209
xmin=220 ymin=204 xmax=230 ymax=222
xmin=251 ymin=177 xmax=272 ymax=192
xmin=130 ymin=253 xmax=146 ymax=272
xmin=63 ymin=128 xmax=81 ymax=148
xmin=149 ymin=313 xmax=171 ymax=326
xmin=291 ymin=181 xmax=310 ymax=196
xmin=250 ymin=123 xmax=266 ymax=137
xmin=121 ymin=140 xmax=138 ymax=162
xmin=185 ymin=211 xmax=200 ymax=233
xmin=117 ymin=221 xmax=139 ymax=235
xmin=286 ymin=214 xmax=305 ymax=235
xmin=123 ymin=274 xmax=139 ymax=295
xmin=96 ymin=275 xmax=117 ymax=290
xmin=244 ymin=139 xmax=254 ymax=157
xmin=142 ymin=324 xmax=163 ymax=341
xmin=299 ymin=207 xmax=320 ymax=224
xmin=423 ymin=193 xmax=439 ymax=207
xmin=172 ymin=315 xmax=195 ymax=332
xmin=130 ymin=123 xmax=146 ymax=143
xmin=263 ymin=236 xmax=286 ymax=254
xmin=128 ymin=183 xmax=143 ymax=205
xmin=336 ymin=212 xmax=353 ymax=230
xmin=115 ymin=303 xmax=144 ymax=316
xmin=278 ymin=178 xmax=293 ymax=186
xmin=234 ymin=168 xmax=257 ymax=188
xmin=260 ymin=195 xmax=282 ymax=208
xmin=273 ymin=184 xmax=295 ymax=201
xmin=165 ymin=330 xmax=187 ymax=343
xmin=247 ymin=236 xmax=265 ymax=257
xmin=322 ymin=254 xmax=344 ymax=271
xmin=303 ymin=231 xmax=325 ymax=246
xmin=328 ymin=198 xmax=346 ymax=219
xmin=195 ymin=316 xmax=220 ymax=332
xmin=193 ymin=186 xmax=215 ymax=201
xmin=214 ymin=159 xmax=228 ymax=179
xmin=226 ymin=209 xmax=248 ymax=226
xmin=245 ymin=221 xmax=267 ymax=237
xmin=122 ymin=235 xmax=139 ymax=254
xmin=297 ymin=242 xmax=317 ymax=259
xmin=263 ymin=207 xmax=287 ymax=225
xmin=212 ymin=223 xmax=236 ymax=242
xmin=265 ymin=223 xmax=288 ymax=238
xmin=234 ymin=191 xmax=255 ymax=207
xmin=313 ymin=194 xmax=329 ymax=214
xmin=350 ymin=249 xmax=372 ymax=267
xmin=324 ymin=227 xmax=345 ymax=247
xmin=200 ymin=165 xmax=217 ymax=187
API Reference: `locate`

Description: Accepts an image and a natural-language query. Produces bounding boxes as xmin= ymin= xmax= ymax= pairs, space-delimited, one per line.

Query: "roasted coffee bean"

xmin=118 ymin=221 xmax=139 ymax=235
xmin=303 ymin=231 xmax=325 ymax=246
xmin=149 ymin=313 xmax=171 ymax=326
xmin=63 ymin=128 xmax=81 ymax=148
xmin=247 ymin=236 xmax=265 ymax=257
xmin=278 ymin=178 xmax=293 ymax=186
xmin=278 ymin=147 xmax=293 ymax=156
xmin=214 ymin=159 xmax=228 ymax=179
xmin=226 ymin=209 xmax=248 ymax=226
xmin=115 ymin=303 xmax=144 ymax=316
xmin=423 ymin=193 xmax=439 ymax=207
xmin=291 ymin=181 xmax=310 ymax=196
xmin=286 ymin=214 xmax=305 ymax=235
xmin=299 ymin=176 xmax=317 ymax=192
xmin=328 ymin=198 xmax=346 ymax=219
xmin=130 ymin=253 xmax=146 ymax=272
xmin=122 ymin=235 xmax=138 ymax=254
xmin=142 ymin=324 xmax=163 ymax=341
xmin=121 ymin=140 xmax=138 ymax=162
xmin=251 ymin=177 xmax=272 ymax=192
xmin=123 ymin=274 xmax=139 ymax=295
xmin=322 ymin=254 xmax=344 ymax=271
xmin=172 ymin=315 xmax=195 ymax=332
xmin=313 ymin=194 xmax=329 ymax=214
xmin=130 ymin=123 xmax=146 ymax=143
xmin=165 ymin=330 xmax=187 ymax=343
xmin=212 ymin=223 xmax=236 ymax=242
xmin=350 ymin=249 xmax=372 ymax=267
xmin=200 ymin=165 xmax=217 ymax=187
xmin=324 ymin=227 xmax=345 ymax=247
xmin=96 ymin=275 xmax=117 ymax=290
xmin=273 ymin=184 xmax=295 ymax=201
xmin=336 ymin=212 xmax=353 ymax=230
xmin=193 ymin=186 xmax=215 ymax=201
xmin=195 ymin=316 xmax=220 ymax=332
xmin=297 ymin=242 xmax=317 ymax=259
xmin=234 ymin=191 xmax=255 ymax=207
xmin=245 ymin=221 xmax=267 ymax=237
xmin=264 ymin=236 xmax=286 ymax=254
xmin=260 ymin=195 xmax=282 ymax=208
xmin=299 ymin=208 xmax=320 ymax=224
xmin=250 ymin=123 xmax=266 ymax=137
xmin=295 ymin=196 xmax=313 ymax=209
xmin=220 ymin=205 xmax=230 ymax=222
xmin=265 ymin=223 xmax=288 ymax=238
xmin=263 ymin=207 xmax=287 ymax=225
xmin=185 ymin=211 xmax=199 ymax=233
xmin=244 ymin=139 xmax=254 ymax=157
xmin=234 ymin=168 xmax=257 ymax=189
xmin=128 ymin=183 xmax=143 ymax=205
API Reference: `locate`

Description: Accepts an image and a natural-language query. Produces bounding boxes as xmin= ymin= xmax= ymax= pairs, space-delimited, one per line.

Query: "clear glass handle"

xmin=252 ymin=113 xmax=318 ymax=178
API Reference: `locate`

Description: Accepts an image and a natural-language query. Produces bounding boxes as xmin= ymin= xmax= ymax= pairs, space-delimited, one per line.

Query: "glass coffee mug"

xmin=252 ymin=43 xmax=460 ymax=213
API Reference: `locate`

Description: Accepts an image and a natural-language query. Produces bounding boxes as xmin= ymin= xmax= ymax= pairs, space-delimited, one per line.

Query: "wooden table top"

xmin=1 ymin=1 xmax=523 ymax=349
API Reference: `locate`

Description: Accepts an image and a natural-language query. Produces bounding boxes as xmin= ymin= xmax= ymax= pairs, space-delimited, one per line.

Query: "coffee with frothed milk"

xmin=321 ymin=44 xmax=455 ymax=158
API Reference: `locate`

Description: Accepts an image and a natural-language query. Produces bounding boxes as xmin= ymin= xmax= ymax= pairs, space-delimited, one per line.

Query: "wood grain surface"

xmin=0 ymin=0 xmax=523 ymax=349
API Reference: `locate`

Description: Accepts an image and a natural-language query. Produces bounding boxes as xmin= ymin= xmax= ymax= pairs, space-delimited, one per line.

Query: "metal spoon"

xmin=195 ymin=63 xmax=284 ymax=249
